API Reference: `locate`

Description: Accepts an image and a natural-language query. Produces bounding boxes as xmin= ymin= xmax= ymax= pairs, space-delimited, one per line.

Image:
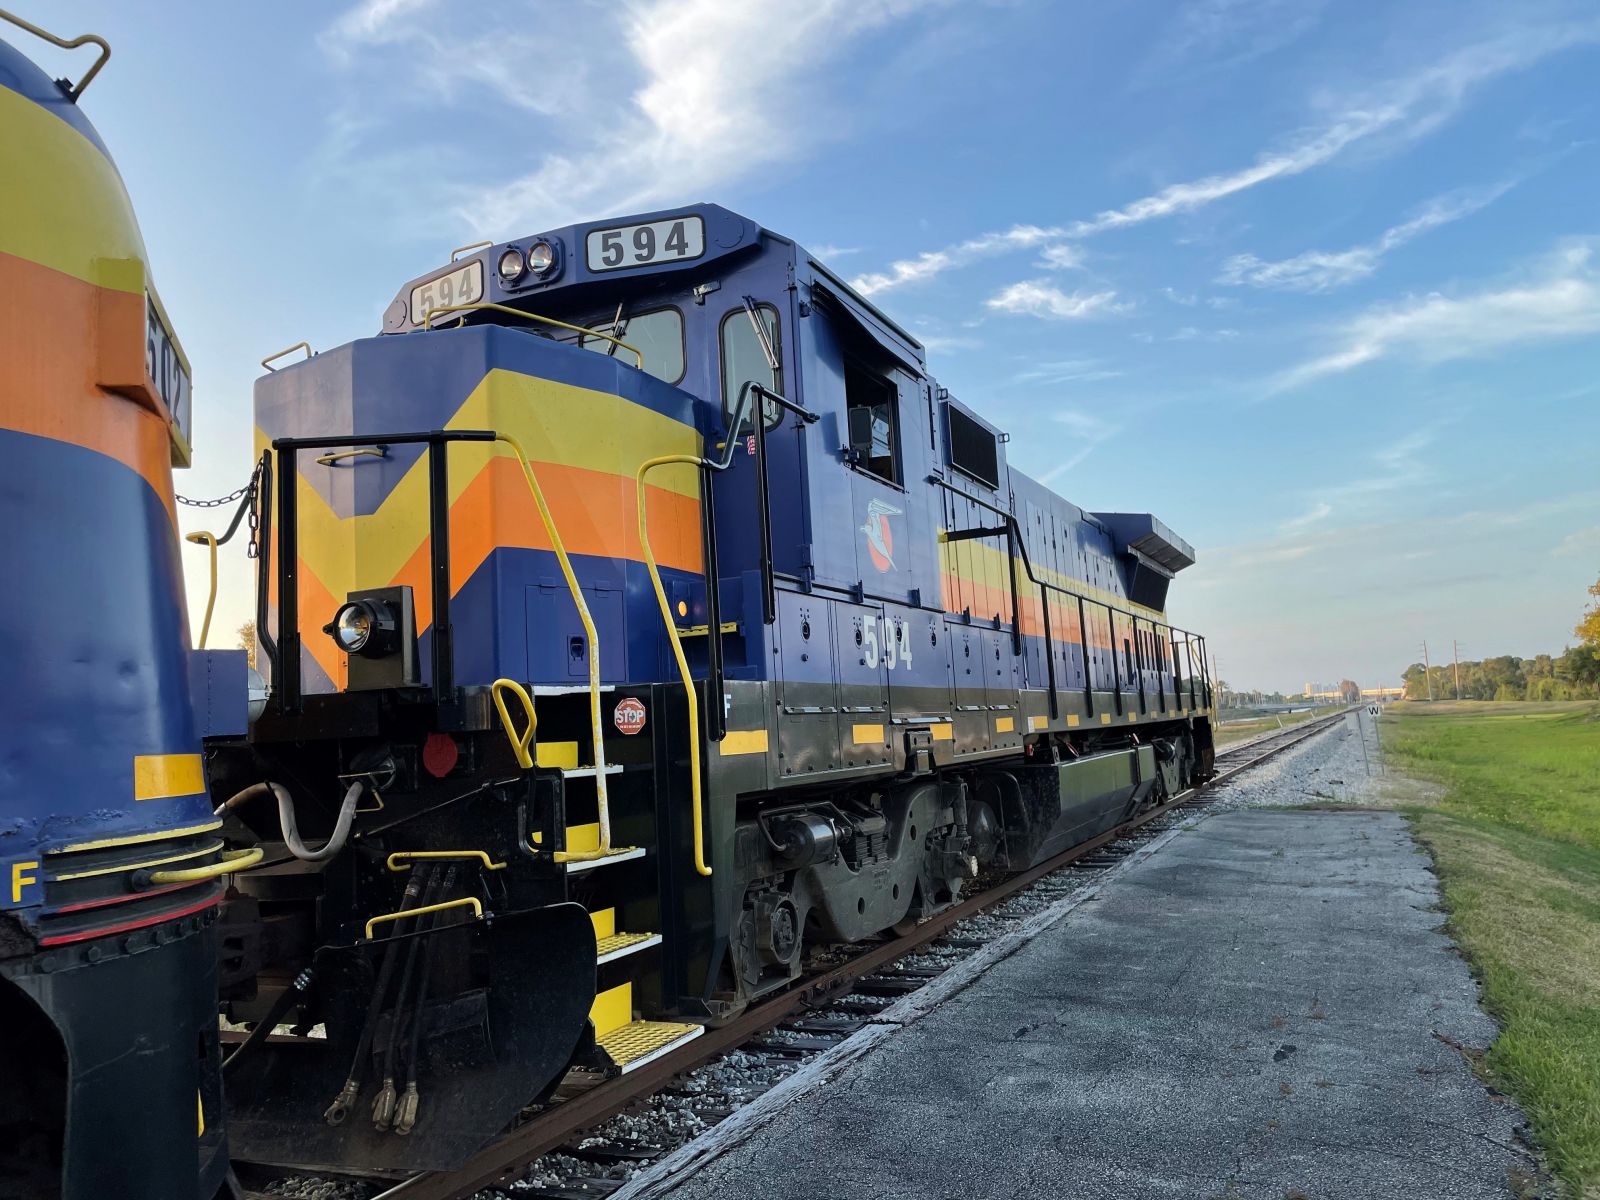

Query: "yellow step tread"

xmin=598 ymin=1020 xmax=703 ymax=1073
xmin=597 ymin=931 xmax=661 ymax=963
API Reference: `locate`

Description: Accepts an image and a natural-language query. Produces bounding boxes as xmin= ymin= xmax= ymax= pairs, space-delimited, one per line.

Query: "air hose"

xmin=216 ymin=779 xmax=363 ymax=863
xmin=324 ymin=869 xmax=429 ymax=1126
xmin=394 ymin=864 xmax=457 ymax=1136
xmin=373 ymin=868 xmax=444 ymax=1130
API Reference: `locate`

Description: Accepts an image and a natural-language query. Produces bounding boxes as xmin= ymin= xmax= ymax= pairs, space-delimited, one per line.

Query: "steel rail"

xmin=360 ymin=708 xmax=1351 ymax=1200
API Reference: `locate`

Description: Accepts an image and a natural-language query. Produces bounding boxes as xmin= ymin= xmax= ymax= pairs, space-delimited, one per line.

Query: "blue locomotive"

xmin=202 ymin=203 xmax=1215 ymax=1174
xmin=0 ymin=13 xmax=241 ymax=1198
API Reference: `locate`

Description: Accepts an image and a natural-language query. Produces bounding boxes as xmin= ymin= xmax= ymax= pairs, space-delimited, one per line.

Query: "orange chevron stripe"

xmin=0 ymin=250 xmax=174 ymax=516
xmin=387 ymin=456 xmax=702 ymax=636
xmin=277 ymin=454 xmax=703 ymax=676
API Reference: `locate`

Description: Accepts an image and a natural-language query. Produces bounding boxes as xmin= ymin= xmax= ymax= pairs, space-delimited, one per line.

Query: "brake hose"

xmin=217 ymin=780 xmax=363 ymax=863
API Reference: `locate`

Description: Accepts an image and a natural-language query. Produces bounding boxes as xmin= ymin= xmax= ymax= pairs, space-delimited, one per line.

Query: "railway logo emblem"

xmin=860 ymin=498 xmax=901 ymax=572
xmin=613 ymin=696 xmax=648 ymax=736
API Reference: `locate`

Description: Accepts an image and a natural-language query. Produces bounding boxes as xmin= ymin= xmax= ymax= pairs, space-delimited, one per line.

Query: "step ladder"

xmin=526 ymin=688 xmax=701 ymax=1074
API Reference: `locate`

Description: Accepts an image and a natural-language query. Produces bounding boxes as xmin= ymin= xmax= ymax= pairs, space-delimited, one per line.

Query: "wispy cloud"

xmin=1554 ymin=526 xmax=1600 ymax=557
xmin=1039 ymin=410 xmax=1120 ymax=481
xmin=1273 ymin=237 xmax=1600 ymax=389
xmin=918 ymin=334 xmax=981 ymax=354
xmin=1273 ymin=425 xmax=1438 ymax=533
xmin=1038 ymin=244 xmax=1087 ymax=271
xmin=320 ymin=0 xmax=589 ymax=115
xmin=850 ymin=225 xmax=1064 ymax=294
xmin=1012 ymin=360 xmax=1125 ymax=385
xmin=1131 ymin=325 xmax=1238 ymax=343
xmin=849 ymin=19 xmax=1600 ymax=295
xmin=1218 ymin=181 xmax=1516 ymax=292
xmin=1137 ymin=0 xmax=1329 ymax=85
xmin=322 ymin=0 xmax=953 ymax=238
xmin=987 ymin=281 xmax=1126 ymax=320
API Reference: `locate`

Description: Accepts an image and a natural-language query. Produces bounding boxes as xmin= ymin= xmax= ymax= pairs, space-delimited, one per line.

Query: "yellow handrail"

xmin=637 ymin=454 xmax=712 ymax=876
xmin=423 ymin=302 xmax=643 ymax=369
xmin=451 ymin=239 xmax=492 ymax=262
xmin=184 ymin=531 xmax=218 ymax=649
xmin=148 ymin=846 xmax=264 ymax=885
xmin=364 ymin=896 xmax=482 ymax=940
xmin=386 ymin=850 xmax=506 ymax=872
xmin=494 ymin=434 xmax=628 ymax=865
xmin=315 ymin=447 xmax=386 ymax=467
xmin=490 ymin=678 xmax=537 ymax=769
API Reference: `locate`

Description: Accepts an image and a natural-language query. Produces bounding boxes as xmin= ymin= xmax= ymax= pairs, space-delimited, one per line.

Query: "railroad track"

xmin=240 ymin=709 xmax=1352 ymax=1200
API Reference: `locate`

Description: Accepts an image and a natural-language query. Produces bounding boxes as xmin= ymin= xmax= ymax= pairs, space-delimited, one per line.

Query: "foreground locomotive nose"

xmin=0 ymin=16 xmax=232 ymax=1200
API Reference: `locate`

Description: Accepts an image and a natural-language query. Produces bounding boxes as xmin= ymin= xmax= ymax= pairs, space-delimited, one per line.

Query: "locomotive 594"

xmin=207 ymin=203 xmax=1216 ymax=1175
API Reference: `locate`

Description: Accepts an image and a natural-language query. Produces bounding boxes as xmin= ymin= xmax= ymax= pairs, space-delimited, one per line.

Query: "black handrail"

xmin=747 ymin=382 xmax=819 ymax=626
xmin=926 ymin=475 xmax=1210 ymax=723
xmin=271 ymin=429 xmax=496 ymax=713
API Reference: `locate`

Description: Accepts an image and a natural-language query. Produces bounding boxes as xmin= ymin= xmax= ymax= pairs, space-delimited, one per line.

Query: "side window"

xmin=844 ymin=359 xmax=900 ymax=485
xmin=579 ymin=308 xmax=685 ymax=383
xmin=720 ymin=305 xmax=782 ymax=435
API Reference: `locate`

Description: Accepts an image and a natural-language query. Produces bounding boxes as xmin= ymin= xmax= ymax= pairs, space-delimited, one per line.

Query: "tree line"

xmin=1401 ymin=576 xmax=1600 ymax=701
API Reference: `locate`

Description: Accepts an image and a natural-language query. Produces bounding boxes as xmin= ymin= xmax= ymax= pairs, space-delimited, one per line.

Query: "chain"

xmin=246 ymin=475 xmax=260 ymax=559
xmin=176 ymin=459 xmax=266 ymax=559
xmin=175 ymin=482 xmax=250 ymax=508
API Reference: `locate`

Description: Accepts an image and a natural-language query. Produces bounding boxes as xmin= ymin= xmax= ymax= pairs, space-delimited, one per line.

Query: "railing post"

xmin=276 ymin=445 xmax=301 ymax=713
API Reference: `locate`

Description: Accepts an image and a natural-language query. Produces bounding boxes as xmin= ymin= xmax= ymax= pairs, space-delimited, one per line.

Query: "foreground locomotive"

xmin=209 ymin=204 xmax=1216 ymax=1174
xmin=0 ymin=14 xmax=236 ymax=1199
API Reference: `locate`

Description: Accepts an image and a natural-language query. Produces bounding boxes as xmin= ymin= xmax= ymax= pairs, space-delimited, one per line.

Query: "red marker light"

xmin=422 ymin=732 xmax=459 ymax=778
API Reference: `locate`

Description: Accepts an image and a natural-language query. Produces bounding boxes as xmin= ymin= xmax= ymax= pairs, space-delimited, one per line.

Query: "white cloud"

xmin=1012 ymin=360 xmax=1125 ymax=385
xmin=323 ymin=0 xmax=951 ymax=238
xmin=1218 ymin=181 xmax=1515 ymax=292
xmin=849 ymin=19 xmax=1600 ymax=295
xmin=918 ymin=334 xmax=981 ymax=354
xmin=850 ymin=225 xmax=1063 ymax=294
xmin=1274 ymin=238 xmax=1600 ymax=389
xmin=1139 ymin=0 xmax=1329 ymax=82
xmin=1278 ymin=501 xmax=1332 ymax=533
xmin=986 ymin=281 xmax=1125 ymax=320
xmin=1039 ymin=409 xmax=1120 ymax=481
xmin=1162 ymin=287 xmax=1200 ymax=305
xmin=1169 ymin=325 xmax=1239 ymax=341
xmin=1039 ymin=244 xmax=1087 ymax=271
xmin=1553 ymin=526 xmax=1600 ymax=557
xmin=322 ymin=0 xmax=439 ymax=55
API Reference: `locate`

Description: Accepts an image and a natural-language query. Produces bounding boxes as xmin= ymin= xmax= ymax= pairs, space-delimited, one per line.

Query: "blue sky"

xmin=33 ymin=0 xmax=1600 ymax=693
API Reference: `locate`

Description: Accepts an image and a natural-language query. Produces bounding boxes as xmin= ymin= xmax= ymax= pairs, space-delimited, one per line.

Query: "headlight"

xmin=324 ymin=599 xmax=397 ymax=658
xmin=497 ymin=248 xmax=525 ymax=283
xmin=331 ymin=604 xmax=372 ymax=652
xmin=527 ymin=241 xmax=555 ymax=273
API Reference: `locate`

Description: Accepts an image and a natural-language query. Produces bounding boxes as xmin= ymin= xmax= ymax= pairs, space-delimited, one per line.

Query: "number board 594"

xmin=585 ymin=216 xmax=705 ymax=273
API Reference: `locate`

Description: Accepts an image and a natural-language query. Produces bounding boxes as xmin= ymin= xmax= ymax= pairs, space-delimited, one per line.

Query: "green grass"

xmin=1385 ymin=701 xmax=1600 ymax=1197
xmin=1213 ymin=705 xmax=1339 ymax=748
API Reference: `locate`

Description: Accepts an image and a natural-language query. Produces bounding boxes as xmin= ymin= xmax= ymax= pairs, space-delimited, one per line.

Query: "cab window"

xmin=720 ymin=304 xmax=782 ymax=434
xmin=845 ymin=359 xmax=900 ymax=485
xmin=579 ymin=307 xmax=685 ymax=383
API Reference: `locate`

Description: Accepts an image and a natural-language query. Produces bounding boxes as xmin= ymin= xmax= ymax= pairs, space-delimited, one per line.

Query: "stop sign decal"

xmin=613 ymin=697 xmax=647 ymax=736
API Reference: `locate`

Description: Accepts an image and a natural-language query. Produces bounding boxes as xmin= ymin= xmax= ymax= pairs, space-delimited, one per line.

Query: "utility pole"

xmin=1452 ymin=640 xmax=1462 ymax=700
xmin=1422 ymin=641 xmax=1434 ymax=701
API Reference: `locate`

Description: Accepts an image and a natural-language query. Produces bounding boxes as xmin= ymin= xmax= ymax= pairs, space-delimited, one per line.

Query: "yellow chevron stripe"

xmin=0 ymin=85 xmax=146 ymax=293
xmin=261 ymin=368 xmax=702 ymax=604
